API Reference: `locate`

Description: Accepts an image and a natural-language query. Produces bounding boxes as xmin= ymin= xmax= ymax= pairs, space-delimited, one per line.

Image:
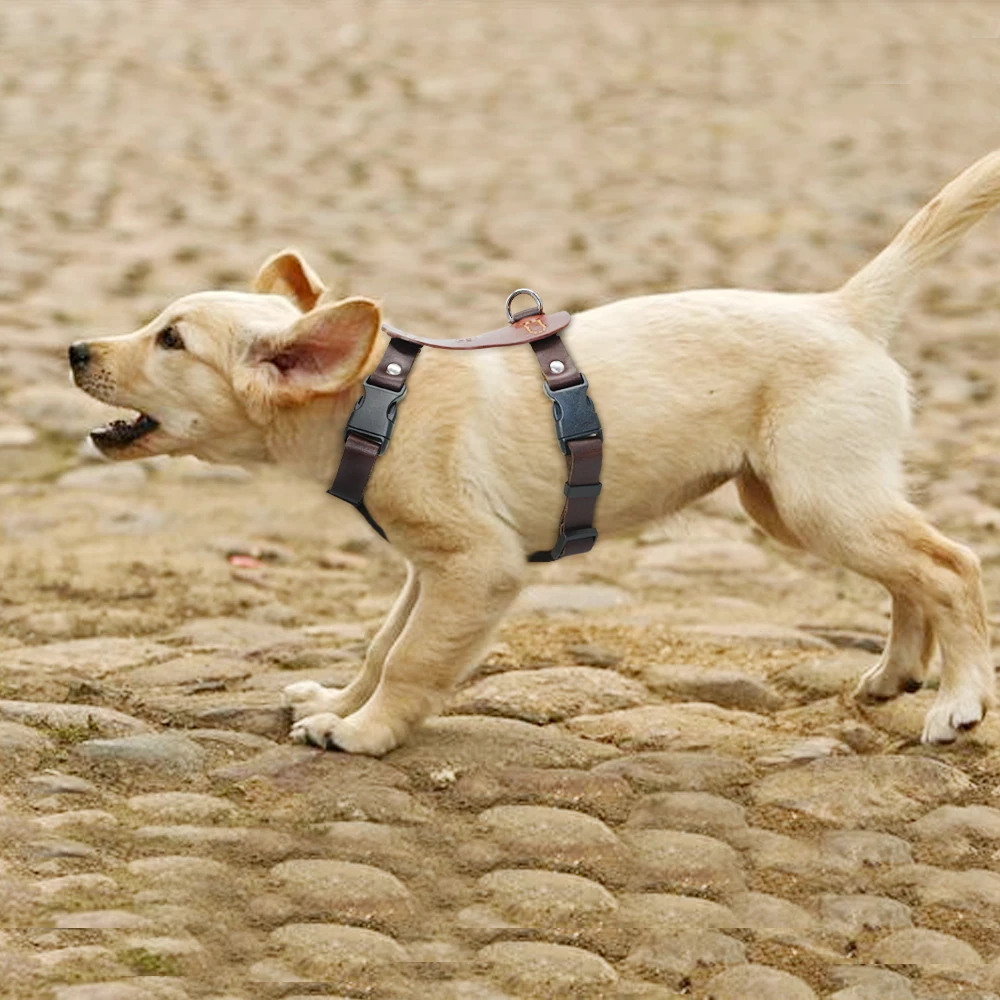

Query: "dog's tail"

xmin=838 ymin=149 xmax=1000 ymax=342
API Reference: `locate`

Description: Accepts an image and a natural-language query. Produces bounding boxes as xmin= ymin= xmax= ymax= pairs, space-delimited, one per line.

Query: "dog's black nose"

xmin=68 ymin=342 xmax=90 ymax=370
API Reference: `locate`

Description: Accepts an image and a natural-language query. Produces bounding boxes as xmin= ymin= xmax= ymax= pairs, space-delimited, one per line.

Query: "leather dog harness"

xmin=328 ymin=290 xmax=603 ymax=562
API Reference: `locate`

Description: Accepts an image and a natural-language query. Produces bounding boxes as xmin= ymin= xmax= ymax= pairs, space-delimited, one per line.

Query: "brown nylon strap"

xmin=530 ymin=334 xmax=584 ymax=391
xmin=329 ymin=433 xmax=381 ymax=507
xmin=327 ymin=340 xmax=420 ymax=524
xmin=328 ymin=338 xmax=422 ymax=540
xmin=564 ymin=436 xmax=603 ymax=532
xmin=528 ymin=335 xmax=603 ymax=560
xmin=368 ymin=339 xmax=422 ymax=391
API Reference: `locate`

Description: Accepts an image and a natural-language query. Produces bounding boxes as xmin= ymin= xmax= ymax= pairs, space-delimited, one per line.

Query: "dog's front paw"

xmin=283 ymin=681 xmax=352 ymax=722
xmin=290 ymin=712 xmax=345 ymax=751
xmin=921 ymin=689 xmax=988 ymax=744
xmin=290 ymin=712 xmax=400 ymax=756
xmin=854 ymin=659 xmax=923 ymax=702
xmin=283 ymin=680 xmax=328 ymax=706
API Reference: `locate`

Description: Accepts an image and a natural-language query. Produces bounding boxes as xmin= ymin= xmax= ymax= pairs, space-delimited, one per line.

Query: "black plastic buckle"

xmin=552 ymin=526 xmax=598 ymax=558
xmin=345 ymin=379 xmax=407 ymax=455
xmin=564 ymin=482 xmax=602 ymax=499
xmin=543 ymin=377 xmax=602 ymax=454
xmin=530 ymin=526 xmax=599 ymax=562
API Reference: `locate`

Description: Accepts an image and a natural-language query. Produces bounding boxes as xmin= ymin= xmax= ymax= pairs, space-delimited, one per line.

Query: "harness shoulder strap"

xmin=527 ymin=333 xmax=603 ymax=561
xmin=327 ymin=338 xmax=421 ymax=529
xmin=328 ymin=296 xmax=602 ymax=561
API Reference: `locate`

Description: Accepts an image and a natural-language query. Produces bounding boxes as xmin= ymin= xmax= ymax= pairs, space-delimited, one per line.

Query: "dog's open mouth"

xmin=90 ymin=412 xmax=160 ymax=450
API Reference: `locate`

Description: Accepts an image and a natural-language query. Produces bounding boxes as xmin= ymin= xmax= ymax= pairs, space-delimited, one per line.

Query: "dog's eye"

xmin=156 ymin=326 xmax=185 ymax=351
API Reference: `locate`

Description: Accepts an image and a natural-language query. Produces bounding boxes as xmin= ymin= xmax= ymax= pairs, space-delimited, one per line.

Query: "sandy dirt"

xmin=0 ymin=2 xmax=999 ymax=998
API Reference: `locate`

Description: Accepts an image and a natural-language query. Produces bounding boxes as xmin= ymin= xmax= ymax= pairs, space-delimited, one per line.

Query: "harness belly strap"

xmin=328 ymin=294 xmax=603 ymax=562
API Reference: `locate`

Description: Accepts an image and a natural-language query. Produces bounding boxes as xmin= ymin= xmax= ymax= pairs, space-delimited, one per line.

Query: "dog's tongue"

xmin=90 ymin=413 xmax=159 ymax=448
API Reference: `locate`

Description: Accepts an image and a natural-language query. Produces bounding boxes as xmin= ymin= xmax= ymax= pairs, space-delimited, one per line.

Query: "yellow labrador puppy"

xmin=71 ymin=152 xmax=999 ymax=755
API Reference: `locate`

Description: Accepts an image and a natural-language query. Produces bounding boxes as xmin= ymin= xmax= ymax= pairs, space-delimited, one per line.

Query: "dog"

xmin=70 ymin=151 xmax=999 ymax=756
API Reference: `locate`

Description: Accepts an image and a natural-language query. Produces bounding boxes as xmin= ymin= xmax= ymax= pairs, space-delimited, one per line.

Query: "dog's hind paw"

xmin=921 ymin=690 xmax=987 ymax=744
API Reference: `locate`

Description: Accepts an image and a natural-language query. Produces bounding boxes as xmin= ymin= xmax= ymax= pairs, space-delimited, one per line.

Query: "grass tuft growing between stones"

xmin=39 ymin=717 xmax=104 ymax=745
xmin=120 ymin=947 xmax=181 ymax=977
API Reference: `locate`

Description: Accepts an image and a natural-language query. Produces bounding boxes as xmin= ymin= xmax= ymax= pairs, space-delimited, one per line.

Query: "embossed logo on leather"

xmin=519 ymin=316 xmax=547 ymax=335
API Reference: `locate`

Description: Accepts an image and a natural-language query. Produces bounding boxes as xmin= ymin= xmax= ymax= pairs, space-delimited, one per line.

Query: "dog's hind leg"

xmin=291 ymin=523 xmax=527 ymax=755
xmin=856 ymin=592 xmax=937 ymax=700
xmin=736 ymin=467 xmax=803 ymax=549
xmin=739 ymin=464 xmax=938 ymax=700
xmin=764 ymin=447 xmax=992 ymax=743
xmin=284 ymin=562 xmax=420 ymax=721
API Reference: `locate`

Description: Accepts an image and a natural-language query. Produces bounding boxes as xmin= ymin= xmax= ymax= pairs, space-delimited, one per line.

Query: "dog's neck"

xmin=260 ymin=327 xmax=395 ymax=483
xmin=266 ymin=330 xmax=402 ymax=486
xmin=263 ymin=389 xmax=360 ymax=485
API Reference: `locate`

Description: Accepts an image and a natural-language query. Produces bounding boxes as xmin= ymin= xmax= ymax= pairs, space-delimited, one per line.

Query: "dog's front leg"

xmin=284 ymin=562 xmax=420 ymax=720
xmin=291 ymin=531 xmax=525 ymax=755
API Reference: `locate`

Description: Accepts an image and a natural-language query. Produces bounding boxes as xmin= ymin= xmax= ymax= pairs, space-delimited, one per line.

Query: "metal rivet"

xmin=386 ymin=363 xmax=402 ymax=376
xmin=549 ymin=360 xmax=565 ymax=374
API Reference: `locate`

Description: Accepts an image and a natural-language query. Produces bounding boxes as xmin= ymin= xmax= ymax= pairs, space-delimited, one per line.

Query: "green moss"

xmin=40 ymin=719 xmax=102 ymax=745
xmin=121 ymin=948 xmax=181 ymax=977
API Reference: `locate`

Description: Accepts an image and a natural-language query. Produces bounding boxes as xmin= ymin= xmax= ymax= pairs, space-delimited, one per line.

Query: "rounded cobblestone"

xmin=478 ymin=940 xmax=619 ymax=998
xmin=619 ymin=892 xmax=738 ymax=933
xmin=452 ymin=765 xmax=634 ymax=823
xmin=753 ymin=757 xmax=972 ymax=825
xmin=626 ymin=791 xmax=749 ymax=846
xmin=882 ymin=864 xmax=1000 ymax=910
xmin=52 ymin=986 xmax=157 ymax=1000
xmin=566 ymin=703 xmax=771 ymax=752
xmin=478 ymin=868 xmax=618 ymax=925
xmin=269 ymin=859 xmax=417 ymax=933
xmin=476 ymin=805 xmax=627 ymax=882
xmin=818 ymin=830 xmax=913 ymax=869
xmin=625 ymin=829 xmax=746 ymax=897
xmin=127 ymin=855 xmax=231 ymax=891
xmin=314 ymin=821 xmax=421 ymax=876
xmin=450 ymin=666 xmax=648 ymax=723
xmin=624 ymin=928 xmax=746 ymax=986
xmin=126 ymin=793 xmax=239 ymax=824
xmin=828 ymin=966 xmax=915 ymax=1000
xmin=730 ymin=892 xmax=817 ymax=936
xmin=869 ymin=928 xmax=983 ymax=971
xmin=36 ymin=873 xmax=121 ymax=902
xmin=819 ymin=894 xmax=913 ymax=936
xmin=36 ymin=945 xmax=127 ymax=978
xmin=592 ymin=752 xmax=753 ymax=793
xmin=78 ymin=735 xmax=208 ymax=773
xmin=269 ymin=922 xmax=409 ymax=983
xmin=705 ymin=963 xmax=817 ymax=1000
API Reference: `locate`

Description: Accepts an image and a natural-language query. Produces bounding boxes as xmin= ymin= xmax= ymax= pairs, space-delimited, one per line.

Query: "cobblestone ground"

xmin=1 ymin=2 xmax=1000 ymax=998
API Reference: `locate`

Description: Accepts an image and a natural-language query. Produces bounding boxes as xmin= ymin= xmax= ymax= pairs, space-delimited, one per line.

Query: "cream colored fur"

xmin=71 ymin=155 xmax=999 ymax=755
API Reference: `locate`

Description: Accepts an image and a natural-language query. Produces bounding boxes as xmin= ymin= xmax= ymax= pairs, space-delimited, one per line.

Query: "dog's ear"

xmin=235 ymin=297 xmax=381 ymax=419
xmin=253 ymin=249 xmax=326 ymax=312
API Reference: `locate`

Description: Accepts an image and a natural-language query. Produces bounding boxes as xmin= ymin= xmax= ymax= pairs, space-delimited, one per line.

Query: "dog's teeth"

xmin=89 ymin=413 xmax=160 ymax=449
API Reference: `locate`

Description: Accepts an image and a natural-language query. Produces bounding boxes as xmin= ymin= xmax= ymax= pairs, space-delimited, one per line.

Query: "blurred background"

xmin=0 ymin=0 xmax=998 ymax=654
xmin=0 ymin=1 xmax=996 ymax=659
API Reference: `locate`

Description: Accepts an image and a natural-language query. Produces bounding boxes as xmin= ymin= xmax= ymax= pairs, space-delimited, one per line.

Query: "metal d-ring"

xmin=505 ymin=288 xmax=543 ymax=323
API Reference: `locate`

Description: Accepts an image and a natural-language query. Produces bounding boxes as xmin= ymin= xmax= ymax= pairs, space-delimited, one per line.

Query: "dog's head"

xmin=70 ymin=250 xmax=382 ymax=464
